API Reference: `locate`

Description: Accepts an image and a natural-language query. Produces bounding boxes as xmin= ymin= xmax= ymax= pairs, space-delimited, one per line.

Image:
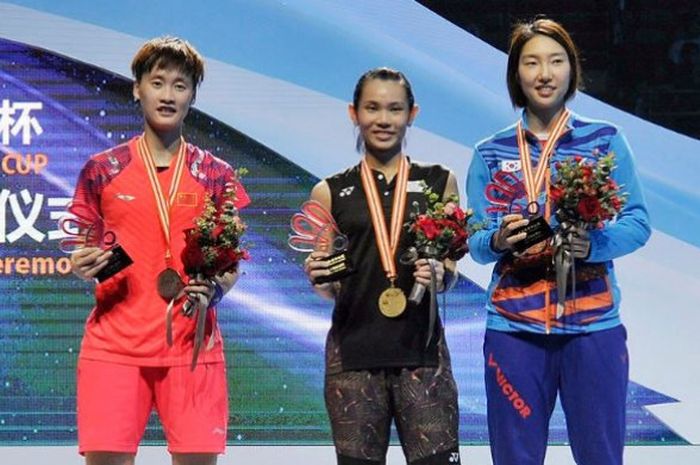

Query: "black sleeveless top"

xmin=326 ymin=160 xmax=450 ymax=371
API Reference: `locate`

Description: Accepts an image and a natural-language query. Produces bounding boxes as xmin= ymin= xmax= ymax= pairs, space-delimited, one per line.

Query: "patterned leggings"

xmin=324 ymin=334 xmax=461 ymax=465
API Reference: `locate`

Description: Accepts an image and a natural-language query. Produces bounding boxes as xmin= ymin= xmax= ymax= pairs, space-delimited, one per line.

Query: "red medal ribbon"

xmin=516 ymin=109 xmax=570 ymax=215
xmin=359 ymin=156 xmax=409 ymax=283
xmin=137 ymin=135 xmax=187 ymax=263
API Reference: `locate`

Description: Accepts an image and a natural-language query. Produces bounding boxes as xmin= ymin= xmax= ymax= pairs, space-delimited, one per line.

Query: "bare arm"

xmin=303 ymin=181 xmax=341 ymax=300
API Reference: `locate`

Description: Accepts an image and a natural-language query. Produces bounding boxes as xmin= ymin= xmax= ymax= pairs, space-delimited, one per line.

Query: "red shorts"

xmin=77 ymin=358 xmax=228 ymax=454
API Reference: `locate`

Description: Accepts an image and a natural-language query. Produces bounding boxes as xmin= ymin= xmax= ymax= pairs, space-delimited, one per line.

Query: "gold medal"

xmin=360 ymin=156 xmax=410 ymax=317
xmin=379 ymin=286 xmax=407 ymax=318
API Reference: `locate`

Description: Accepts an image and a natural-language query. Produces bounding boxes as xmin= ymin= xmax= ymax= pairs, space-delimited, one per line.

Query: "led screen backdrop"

xmin=1 ymin=0 xmax=699 ymax=455
xmin=0 ymin=37 xmax=494 ymax=445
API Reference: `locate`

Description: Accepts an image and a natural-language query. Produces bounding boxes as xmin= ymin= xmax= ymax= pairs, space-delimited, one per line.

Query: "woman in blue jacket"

xmin=466 ymin=17 xmax=650 ymax=465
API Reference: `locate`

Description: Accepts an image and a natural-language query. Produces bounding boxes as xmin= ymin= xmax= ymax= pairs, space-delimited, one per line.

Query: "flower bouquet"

xmin=404 ymin=183 xmax=476 ymax=347
xmin=549 ymin=152 xmax=627 ymax=317
xmin=181 ymin=183 xmax=249 ymax=285
xmin=405 ymin=185 xmax=472 ymax=300
xmin=180 ymin=175 xmax=248 ymax=368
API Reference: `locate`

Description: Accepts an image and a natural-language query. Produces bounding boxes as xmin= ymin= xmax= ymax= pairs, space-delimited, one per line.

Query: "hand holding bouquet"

xmin=181 ymin=181 xmax=249 ymax=288
xmin=550 ymin=152 xmax=627 ymax=317
xmin=180 ymin=175 xmax=248 ymax=368
xmin=404 ymin=183 xmax=477 ymax=348
xmin=404 ymin=183 xmax=474 ymax=303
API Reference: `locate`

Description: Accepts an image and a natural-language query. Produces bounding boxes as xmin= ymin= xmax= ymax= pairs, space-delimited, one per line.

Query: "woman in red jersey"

xmin=69 ymin=36 xmax=249 ymax=465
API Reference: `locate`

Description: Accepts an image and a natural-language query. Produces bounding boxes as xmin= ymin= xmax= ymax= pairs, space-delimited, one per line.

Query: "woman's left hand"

xmin=559 ymin=223 xmax=591 ymax=259
xmin=413 ymin=258 xmax=445 ymax=289
xmin=183 ymin=276 xmax=216 ymax=307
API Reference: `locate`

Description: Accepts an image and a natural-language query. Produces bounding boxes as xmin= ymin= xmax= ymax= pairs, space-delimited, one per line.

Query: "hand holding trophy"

xmin=289 ymin=200 xmax=355 ymax=286
xmin=59 ymin=201 xmax=133 ymax=282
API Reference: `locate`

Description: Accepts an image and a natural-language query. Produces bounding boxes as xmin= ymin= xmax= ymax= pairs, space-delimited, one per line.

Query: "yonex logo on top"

xmin=339 ymin=186 xmax=354 ymax=197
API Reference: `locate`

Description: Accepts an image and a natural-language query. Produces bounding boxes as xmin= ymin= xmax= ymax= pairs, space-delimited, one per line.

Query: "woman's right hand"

xmin=304 ymin=250 xmax=331 ymax=284
xmin=303 ymin=250 xmax=339 ymax=299
xmin=70 ymin=247 xmax=113 ymax=281
xmin=491 ymin=214 xmax=529 ymax=252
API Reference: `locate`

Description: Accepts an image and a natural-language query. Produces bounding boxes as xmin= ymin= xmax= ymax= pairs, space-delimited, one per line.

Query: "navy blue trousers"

xmin=484 ymin=325 xmax=628 ymax=465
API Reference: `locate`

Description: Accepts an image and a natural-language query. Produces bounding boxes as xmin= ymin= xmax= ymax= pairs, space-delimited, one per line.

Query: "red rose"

xmin=549 ymin=185 xmax=564 ymax=203
xmin=577 ymin=196 xmax=601 ymax=222
xmin=210 ymin=248 xmax=230 ymax=275
xmin=451 ymin=229 xmax=467 ymax=248
xmin=448 ymin=225 xmax=469 ymax=260
xmin=208 ymin=245 xmax=247 ymax=275
xmin=435 ymin=218 xmax=452 ymax=232
xmin=183 ymin=227 xmax=201 ymax=245
xmin=452 ymin=206 xmax=466 ymax=222
xmin=455 ymin=222 xmax=468 ymax=239
xmin=417 ymin=217 xmax=440 ymax=240
xmin=212 ymin=224 xmax=225 ymax=240
xmin=411 ymin=214 xmax=427 ymax=229
xmin=181 ymin=228 xmax=206 ymax=274
xmin=182 ymin=245 xmax=206 ymax=275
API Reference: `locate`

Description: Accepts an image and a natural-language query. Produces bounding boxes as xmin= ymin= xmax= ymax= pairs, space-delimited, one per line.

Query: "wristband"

xmin=209 ymin=281 xmax=224 ymax=308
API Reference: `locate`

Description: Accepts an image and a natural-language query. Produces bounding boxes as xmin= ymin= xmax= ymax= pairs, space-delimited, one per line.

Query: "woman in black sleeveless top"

xmin=303 ymin=68 xmax=462 ymax=465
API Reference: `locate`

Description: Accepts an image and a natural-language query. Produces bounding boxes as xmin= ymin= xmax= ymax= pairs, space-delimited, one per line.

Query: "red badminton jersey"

xmin=71 ymin=136 xmax=250 ymax=366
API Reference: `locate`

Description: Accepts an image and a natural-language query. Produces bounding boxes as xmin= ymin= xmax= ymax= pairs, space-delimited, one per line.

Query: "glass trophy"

xmin=59 ymin=201 xmax=133 ymax=282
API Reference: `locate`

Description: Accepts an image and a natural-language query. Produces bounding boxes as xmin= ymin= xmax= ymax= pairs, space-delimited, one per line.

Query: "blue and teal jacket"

xmin=467 ymin=110 xmax=651 ymax=334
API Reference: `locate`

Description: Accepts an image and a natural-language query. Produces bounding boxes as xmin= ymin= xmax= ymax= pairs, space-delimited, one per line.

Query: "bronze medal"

xmin=157 ymin=268 xmax=183 ymax=300
xmin=138 ymin=136 xmax=189 ymax=344
xmin=379 ymin=286 xmax=407 ymax=318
